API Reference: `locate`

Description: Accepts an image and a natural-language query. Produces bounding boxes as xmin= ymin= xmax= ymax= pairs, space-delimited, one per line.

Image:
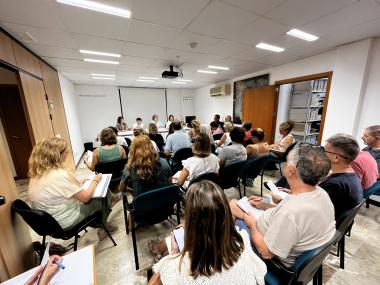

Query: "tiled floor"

xmin=15 ymin=163 xmax=380 ymax=285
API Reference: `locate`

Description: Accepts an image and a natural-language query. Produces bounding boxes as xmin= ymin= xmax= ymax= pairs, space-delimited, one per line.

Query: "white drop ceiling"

xmin=1 ymin=0 xmax=380 ymax=88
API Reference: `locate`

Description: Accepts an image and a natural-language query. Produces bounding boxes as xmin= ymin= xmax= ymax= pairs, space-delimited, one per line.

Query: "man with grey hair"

xmin=230 ymin=144 xmax=335 ymax=267
xmin=319 ymin=134 xmax=363 ymax=219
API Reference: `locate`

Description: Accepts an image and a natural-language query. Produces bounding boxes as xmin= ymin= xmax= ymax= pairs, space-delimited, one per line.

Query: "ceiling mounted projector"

xmin=162 ymin=65 xmax=179 ymax=79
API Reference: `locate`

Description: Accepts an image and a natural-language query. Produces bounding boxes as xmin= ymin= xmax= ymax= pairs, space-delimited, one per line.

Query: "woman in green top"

xmin=84 ymin=128 xmax=127 ymax=171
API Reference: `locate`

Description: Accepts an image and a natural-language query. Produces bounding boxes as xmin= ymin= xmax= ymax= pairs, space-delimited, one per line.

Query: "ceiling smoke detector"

xmin=189 ymin=42 xmax=198 ymax=49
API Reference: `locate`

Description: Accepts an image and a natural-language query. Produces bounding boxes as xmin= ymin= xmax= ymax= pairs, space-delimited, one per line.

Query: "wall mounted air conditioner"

xmin=210 ymin=84 xmax=231 ymax=96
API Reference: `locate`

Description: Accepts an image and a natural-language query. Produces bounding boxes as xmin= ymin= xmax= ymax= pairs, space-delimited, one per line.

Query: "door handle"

xmin=11 ymin=135 xmax=21 ymax=140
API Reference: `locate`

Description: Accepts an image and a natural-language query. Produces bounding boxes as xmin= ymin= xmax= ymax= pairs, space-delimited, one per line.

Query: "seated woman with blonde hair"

xmin=149 ymin=180 xmax=266 ymax=285
xmin=270 ymin=120 xmax=295 ymax=152
xmin=28 ymin=137 xmax=116 ymax=239
xmin=246 ymin=128 xmax=270 ymax=157
xmin=216 ymin=121 xmax=234 ymax=147
xmin=84 ymin=127 xmax=127 ymax=171
xmin=188 ymin=119 xmax=201 ymax=141
xmin=119 ymin=135 xmax=172 ymax=197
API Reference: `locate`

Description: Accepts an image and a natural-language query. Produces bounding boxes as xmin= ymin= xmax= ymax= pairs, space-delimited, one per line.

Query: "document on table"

xmin=237 ymin=197 xmax=264 ymax=219
xmin=82 ymin=173 xmax=112 ymax=198
xmin=2 ymin=245 xmax=96 ymax=285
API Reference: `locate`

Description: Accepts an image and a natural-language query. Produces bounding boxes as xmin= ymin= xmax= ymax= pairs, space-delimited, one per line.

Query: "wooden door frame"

xmin=274 ymin=71 xmax=333 ymax=145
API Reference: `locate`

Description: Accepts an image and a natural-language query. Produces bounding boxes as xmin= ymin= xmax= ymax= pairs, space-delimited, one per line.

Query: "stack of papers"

xmin=237 ymin=197 xmax=264 ymax=219
xmin=82 ymin=173 xmax=112 ymax=198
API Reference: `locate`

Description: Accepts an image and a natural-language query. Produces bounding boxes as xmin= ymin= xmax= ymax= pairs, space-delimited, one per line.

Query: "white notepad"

xmin=237 ymin=197 xmax=264 ymax=219
xmin=267 ymin=180 xmax=289 ymax=199
xmin=82 ymin=173 xmax=112 ymax=198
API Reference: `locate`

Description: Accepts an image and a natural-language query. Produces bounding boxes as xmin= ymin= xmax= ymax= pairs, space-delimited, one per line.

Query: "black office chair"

xmin=123 ymin=184 xmax=181 ymax=270
xmin=219 ymin=160 xmax=247 ymax=198
xmin=243 ymin=155 xmax=270 ymax=196
xmin=95 ymin=158 xmax=127 ymax=191
xmin=188 ymin=172 xmax=221 ymax=187
xmin=170 ymin=147 xmax=193 ymax=173
xmin=213 ymin=133 xmax=223 ymax=140
xmin=12 ymin=199 xmax=117 ymax=252
xmin=124 ymin=137 xmax=132 ymax=147
xmin=269 ymin=141 xmax=298 ymax=175
xmin=265 ymin=230 xmax=341 ymax=285
xmin=363 ymin=180 xmax=380 ymax=208
xmin=334 ymin=200 xmax=364 ymax=269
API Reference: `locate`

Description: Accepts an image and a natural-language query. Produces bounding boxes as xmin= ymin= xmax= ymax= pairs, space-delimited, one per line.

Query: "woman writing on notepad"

xmin=28 ymin=137 xmax=117 ymax=240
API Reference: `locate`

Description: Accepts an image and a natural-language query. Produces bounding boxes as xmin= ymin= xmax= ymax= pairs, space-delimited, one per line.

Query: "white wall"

xmin=58 ymin=73 xmax=84 ymax=164
xmin=194 ymin=37 xmax=379 ymax=145
xmin=274 ymin=84 xmax=292 ymax=139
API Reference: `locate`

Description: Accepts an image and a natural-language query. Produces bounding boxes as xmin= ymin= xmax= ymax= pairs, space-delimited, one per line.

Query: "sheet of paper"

xmin=267 ymin=180 xmax=289 ymax=200
xmin=173 ymin=227 xmax=184 ymax=251
xmin=82 ymin=173 xmax=112 ymax=198
xmin=87 ymin=150 xmax=93 ymax=163
xmin=237 ymin=197 xmax=264 ymax=219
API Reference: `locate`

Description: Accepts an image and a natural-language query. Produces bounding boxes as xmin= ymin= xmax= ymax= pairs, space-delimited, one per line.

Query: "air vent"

xmin=11 ymin=30 xmax=37 ymax=43
xmin=210 ymin=84 xmax=231 ymax=97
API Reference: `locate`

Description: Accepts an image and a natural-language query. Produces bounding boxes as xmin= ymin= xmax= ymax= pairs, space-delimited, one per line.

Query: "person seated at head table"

xmin=210 ymin=121 xmax=224 ymax=135
xmin=229 ymin=144 xmax=336 ymax=267
xmin=246 ymin=128 xmax=270 ymax=157
xmin=164 ymin=120 xmax=191 ymax=157
xmin=119 ymin=135 xmax=172 ymax=197
xmin=148 ymin=123 xmax=165 ymax=152
xmin=109 ymin=126 xmax=128 ymax=148
xmin=84 ymin=128 xmax=127 ymax=171
xmin=133 ymin=117 xmax=144 ymax=130
xmin=166 ymin=114 xmax=175 ymax=129
xmin=28 ymin=137 xmax=117 ymax=239
xmin=152 ymin=114 xmax=164 ymax=128
xmin=216 ymin=121 xmax=234 ymax=147
xmin=188 ymin=119 xmax=200 ymax=141
xmin=270 ymin=120 xmax=295 ymax=153
xmin=176 ymin=133 xmax=220 ymax=188
xmin=116 ymin=116 xmax=128 ymax=131
xmin=24 ymin=255 xmax=63 ymax=285
xmin=362 ymin=124 xmax=380 ymax=178
xmin=213 ymin=114 xmax=224 ymax=128
xmin=149 ymin=180 xmax=267 ymax=285
xmin=218 ymin=127 xmax=247 ymax=167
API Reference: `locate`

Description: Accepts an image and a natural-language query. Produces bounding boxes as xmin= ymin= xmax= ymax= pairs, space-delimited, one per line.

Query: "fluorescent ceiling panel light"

xmin=92 ymin=76 xmax=115 ymax=80
xmin=197 ymin=70 xmax=217 ymax=74
xmin=139 ymin=76 xmax=159 ymax=80
xmin=172 ymin=81 xmax=186 ymax=84
xmin=136 ymin=79 xmax=155 ymax=82
xmin=56 ymin=0 xmax=131 ymax=18
xmin=208 ymin=65 xmax=229 ymax=70
xmin=91 ymin=73 xmax=115 ymax=77
xmin=80 ymin=50 xmax=121 ymax=57
xmin=286 ymin=29 xmax=318 ymax=41
xmin=84 ymin=58 xmax=119 ymax=64
xmin=177 ymin=79 xmax=193 ymax=82
xmin=256 ymin=43 xmax=285 ymax=52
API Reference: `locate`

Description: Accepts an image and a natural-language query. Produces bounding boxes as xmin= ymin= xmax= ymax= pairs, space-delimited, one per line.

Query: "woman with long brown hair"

xmin=149 ymin=180 xmax=266 ymax=285
xmin=119 ymin=135 xmax=172 ymax=196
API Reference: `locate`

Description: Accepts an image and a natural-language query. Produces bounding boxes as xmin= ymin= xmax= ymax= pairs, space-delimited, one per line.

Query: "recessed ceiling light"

xmin=172 ymin=81 xmax=186 ymax=84
xmin=286 ymin=29 xmax=318 ymax=41
xmin=197 ymin=70 xmax=218 ymax=74
xmin=177 ymin=79 xmax=193 ymax=82
xmin=84 ymin=58 xmax=119 ymax=64
xmin=208 ymin=65 xmax=229 ymax=70
xmin=256 ymin=43 xmax=285 ymax=52
xmin=91 ymin=73 xmax=115 ymax=77
xmin=56 ymin=0 xmax=131 ymax=18
xmin=139 ymin=76 xmax=159 ymax=80
xmin=92 ymin=76 xmax=115 ymax=80
xmin=80 ymin=50 xmax=121 ymax=58
xmin=136 ymin=79 xmax=155 ymax=82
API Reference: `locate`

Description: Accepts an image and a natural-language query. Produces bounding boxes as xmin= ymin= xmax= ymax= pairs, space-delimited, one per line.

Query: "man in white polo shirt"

xmin=164 ymin=120 xmax=191 ymax=157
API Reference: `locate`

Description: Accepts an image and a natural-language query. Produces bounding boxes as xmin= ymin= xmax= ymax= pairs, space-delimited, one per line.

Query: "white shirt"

xmin=133 ymin=122 xmax=145 ymax=129
xmin=182 ymin=154 xmax=220 ymax=181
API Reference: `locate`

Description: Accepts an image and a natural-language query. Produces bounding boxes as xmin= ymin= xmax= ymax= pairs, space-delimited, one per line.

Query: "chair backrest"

xmin=188 ymin=172 xmax=220 ymax=187
xmin=124 ymin=137 xmax=132 ymax=147
xmin=121 ymin=145 xmax=129 ymax=157
xmin=282 ymin=141 xmax=298 ymax=161
xmin=336 ymin=200 xmax=364 ymax=234
xmin=245 ymin=155 xmax=269 ymax=180
xmin=12 ymin=199 xmax=64 ymax=237
xmin=295 ymin=230 xmax=341 ymax=284
xmin=133 ymin=184 xmax=181 ymax=225
xmin=219 ymin=160 xmax=246 ymax=188
xmin=213 ymin=133 xmax=223 ymax=140
xmin=172 ymin=147 xmax=193 ymax=163
xmin=95 ymin=158 xmax=127 ymax=188
xmin=363 ymin=180 xmax=380 ymax=199
xmin=211 ymin=144 xmax=216 ymax=154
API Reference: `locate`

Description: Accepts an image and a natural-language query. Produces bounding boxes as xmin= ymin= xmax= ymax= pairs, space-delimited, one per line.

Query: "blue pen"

xmin=53 ymin=259 xmax=65 ymax=270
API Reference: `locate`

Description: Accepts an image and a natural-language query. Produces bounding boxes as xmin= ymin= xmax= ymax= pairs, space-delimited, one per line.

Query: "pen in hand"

xmin=53 ymin=259 xmax=65 ymax=270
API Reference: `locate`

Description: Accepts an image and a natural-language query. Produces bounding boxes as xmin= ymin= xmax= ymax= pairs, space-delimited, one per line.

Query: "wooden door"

xmin=40 ymin=62 xmax=75 ymax=170
xmin=0 ymin=32 xmax=16 ymax=66
xmin=12 ymin=41 xmax=42 ymax=78
xmin=0 ymin=133 xmax=34 ymax=281
xmin=18 ymin=72 xmax=54 ymax=144
xmin=242 ymin=86 xmax=278 ymax=143
xmin=0 ymin=85 xmax=33 ymax=178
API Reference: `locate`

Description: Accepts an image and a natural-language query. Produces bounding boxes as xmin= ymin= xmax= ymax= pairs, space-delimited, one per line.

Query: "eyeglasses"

xmin=298 ymin=142 xmax=349 ymax=160
xmin=322 ymin=149 xmax=349 ymax=160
